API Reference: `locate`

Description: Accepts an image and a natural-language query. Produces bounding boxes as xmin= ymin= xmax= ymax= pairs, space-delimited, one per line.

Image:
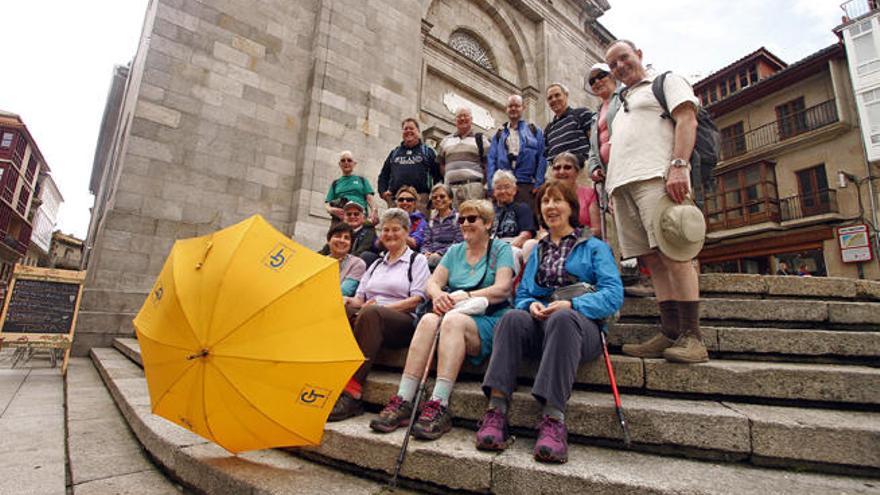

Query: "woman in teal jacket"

xmin=474 ymin=180 xmax=623 ymax=464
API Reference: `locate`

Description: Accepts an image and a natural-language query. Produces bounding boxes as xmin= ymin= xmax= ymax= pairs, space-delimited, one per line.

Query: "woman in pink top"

xmin=550 ymin=152 xmax=600 ymax=237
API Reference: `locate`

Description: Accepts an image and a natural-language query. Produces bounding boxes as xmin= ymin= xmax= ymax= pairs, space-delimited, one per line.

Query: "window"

xmin=739 ymin=71 xmax=748 ymax=88
xmin=720 ymin=83 xmax=728 ymax=98
xmin=1 ymin=167 xmax=17 ymax=203
xmin=704 ymin=161 xmax=778 ymax=230
xmin=448 ymin=30 xmax=494 ymax=72
xmin=749 ymin=64 xmax=758 ymax=84
xmin=795 ymin=164 xmax=831 ymax=216
xmin=0 ymin=131 xmax=12 ymax=149
xmin=850 ymin=19 xmax=880 ymax=75
xmin=13 ymin=134 xmax=26 ymax=165
xmin=16 ymin=186 xmax=29 ymax=216
xmin=25 ymin=156 xmax=37 ymax=183
xmin=776 ymin=97 xmax=807 ymax=139
xmin=720 ymin=122 xmax=746 ymax=158
xmin=862 ymin=87 xmax=880 ymax=144
xmin=727 ymin=77 xmax=737 ymax=95
xmin=700 ymin=90 xmax=709 ymax=105
xmin=709 ymin=88 xmax=717 ymax=103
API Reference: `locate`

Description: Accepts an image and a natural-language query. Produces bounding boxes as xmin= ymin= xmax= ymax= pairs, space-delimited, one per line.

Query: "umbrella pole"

xmin=600 ymin=331 xmax=630 ymax=446
xmin=389 ymin=320 xmax=442 ymax=488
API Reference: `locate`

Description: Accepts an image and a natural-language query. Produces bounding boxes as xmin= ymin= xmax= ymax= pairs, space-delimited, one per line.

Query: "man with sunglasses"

xmin=602 ymin=39 xmax=707 ymax=364
xmin=543 ymin=83 xmax=593 ymax=168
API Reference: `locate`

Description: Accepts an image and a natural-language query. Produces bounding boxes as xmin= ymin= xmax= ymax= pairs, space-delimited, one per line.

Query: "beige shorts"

xmin=611 ymin=177 xmax=667 ymax=259
xmin=449 ymin=181 xmax=485 ymax=210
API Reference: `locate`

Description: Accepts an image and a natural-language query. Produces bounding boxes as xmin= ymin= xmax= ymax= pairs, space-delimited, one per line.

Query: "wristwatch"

xmin=669 ymin=158 xmax=690 ymax=168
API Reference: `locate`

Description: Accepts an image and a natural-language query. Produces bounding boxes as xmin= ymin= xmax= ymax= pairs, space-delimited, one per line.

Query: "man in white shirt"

xmin=601 ymin=39 xmax=707 ymax=363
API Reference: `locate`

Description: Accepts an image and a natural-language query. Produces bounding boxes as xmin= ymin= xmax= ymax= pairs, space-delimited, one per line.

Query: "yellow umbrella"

xmin=133 ymin=214 xmax=364 ymax=453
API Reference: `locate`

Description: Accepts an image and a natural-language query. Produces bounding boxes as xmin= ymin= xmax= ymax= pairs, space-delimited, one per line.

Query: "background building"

xmin=0 ymin=111 xmax=49 ymax=286
xmin=76 ymin=0 xmax=615 ymax=353
xmin=50 ymin=231 xmax=84 ymax=270
xmin=693 ymin=42 xmax=880 ymax=279
xmin=24 ymin=172 xmax=63 ymax=267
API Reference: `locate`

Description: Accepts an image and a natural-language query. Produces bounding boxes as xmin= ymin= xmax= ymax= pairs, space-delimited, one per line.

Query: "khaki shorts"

xmin=611 ymin=177 xmax=667 ymax=259
xmin=450 ymin=181 xmax=485 ymax=210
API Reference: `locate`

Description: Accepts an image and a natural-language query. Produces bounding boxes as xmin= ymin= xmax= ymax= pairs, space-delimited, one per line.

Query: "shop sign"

xmin=837 ymin=224 xmax=874 ymax=263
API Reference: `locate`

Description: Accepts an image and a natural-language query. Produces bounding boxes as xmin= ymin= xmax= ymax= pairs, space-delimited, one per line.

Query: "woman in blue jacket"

xmin=474 ymin=180 xmax=623 ymax=464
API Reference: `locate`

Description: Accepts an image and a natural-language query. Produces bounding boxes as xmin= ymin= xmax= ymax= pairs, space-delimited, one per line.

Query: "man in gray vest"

xmin=438 ymin=107 xmax=491 ymax=209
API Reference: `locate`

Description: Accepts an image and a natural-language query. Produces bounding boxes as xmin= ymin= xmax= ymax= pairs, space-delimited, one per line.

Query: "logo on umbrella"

xmin=264 ymin=243 xmax=294 ymax=271
xmin=298 ymin=384 xmax=331 ymax=408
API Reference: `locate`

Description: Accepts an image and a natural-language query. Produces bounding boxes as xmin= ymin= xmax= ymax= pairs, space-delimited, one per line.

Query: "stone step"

xmin=698 ymin=273 xmax=880 ymax=301
xmin=609 ymin=323 xmax=880 ymax=362
xmin=89 ymin=347 xmax=412 ymax=494
xmin=358 ymin=371 xmax=880 ymax=472
xmin=620 ymin=297 xmax=880 ymax=328
xmin=302 ymin=413 xmax=878 ymax=494
xmin=372 ymin=346 xmax=880 ymax=406
xmin=65 ymin=357 xmax=184 ymax=494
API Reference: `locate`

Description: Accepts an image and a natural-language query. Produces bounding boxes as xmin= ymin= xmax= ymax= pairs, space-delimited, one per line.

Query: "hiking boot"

xmin=369 ymin=395 xmax=414 ymax=433
xmin=622 ymin=333 xmax=675 ymax=358
xmin=663 ymin=335 xmax=709 ymax=363
xmin=328 ymin=392 xmax=363 ymax=422
xmin=475 ymin=408 xmax=513 ymax=451
xmin=534 ymin=415 xmax=568 ymax=464
xmin=412 ymin=400 xmax=452 ymax=440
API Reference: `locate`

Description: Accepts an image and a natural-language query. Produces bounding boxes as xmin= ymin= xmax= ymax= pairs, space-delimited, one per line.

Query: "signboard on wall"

xmin=837 ymin=224 xmax=874 ymax=263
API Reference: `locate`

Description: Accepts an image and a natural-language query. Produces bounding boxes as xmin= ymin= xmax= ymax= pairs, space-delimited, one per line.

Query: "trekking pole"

xmin=389 ymin=322 xmax=442 ymax=488
xmin=595 ymin=181 xmax=608 ymax=240
xmin=599 ymin=331 xmax=630 ymax=447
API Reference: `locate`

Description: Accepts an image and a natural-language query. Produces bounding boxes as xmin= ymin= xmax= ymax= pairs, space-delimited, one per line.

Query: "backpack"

xmin=494 ymin=123 xmax=539 ymax=150
xmin=366 ymin=250 xmax=419 ymax=283
xmin=651 ymin=71 xmax=720 ymax=204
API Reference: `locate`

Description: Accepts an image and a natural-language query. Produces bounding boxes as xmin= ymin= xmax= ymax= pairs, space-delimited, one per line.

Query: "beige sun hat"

xmin=652 ymin=196 xmax=707 ymax=261
xmin=585 ymin=62 xmax=612 ymax=95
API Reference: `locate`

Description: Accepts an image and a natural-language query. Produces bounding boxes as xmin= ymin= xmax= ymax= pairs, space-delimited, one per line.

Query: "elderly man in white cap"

xmin=598 ymin=39 xmax=708 ymax=363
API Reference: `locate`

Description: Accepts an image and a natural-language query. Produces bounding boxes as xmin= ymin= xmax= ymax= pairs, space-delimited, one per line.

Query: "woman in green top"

xmin=325 ymin=151 xmax=380 ymax=224
xmin=369 ymin=199 xmax=514 ymax=441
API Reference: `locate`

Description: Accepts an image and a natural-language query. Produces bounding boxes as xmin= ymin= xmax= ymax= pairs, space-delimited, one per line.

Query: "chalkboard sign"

xmin=2 ymin=279 xmax=80 ymax=334
xmin=0 ymin=265 xmax=86 ymax=374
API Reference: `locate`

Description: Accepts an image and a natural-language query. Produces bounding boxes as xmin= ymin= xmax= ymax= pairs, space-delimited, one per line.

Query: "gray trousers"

xmin=481 ymin=308 xmax=602 ymax=412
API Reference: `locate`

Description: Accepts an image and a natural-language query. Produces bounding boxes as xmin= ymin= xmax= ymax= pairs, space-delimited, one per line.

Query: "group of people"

xmin=320 ymin=39 xmax=709 ymax=464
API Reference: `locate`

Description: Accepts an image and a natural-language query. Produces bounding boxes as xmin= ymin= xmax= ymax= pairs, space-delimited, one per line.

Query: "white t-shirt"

xmin=606 ymin=73 xmax=699 ymax=194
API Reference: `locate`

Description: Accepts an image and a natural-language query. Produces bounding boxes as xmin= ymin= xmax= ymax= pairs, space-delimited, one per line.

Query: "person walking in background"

xmin=378 ymin=118 xmax=441 ymax=215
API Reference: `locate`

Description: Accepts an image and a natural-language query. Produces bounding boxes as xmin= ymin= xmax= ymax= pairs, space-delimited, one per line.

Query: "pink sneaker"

xmin=475 ymin=408 xmax=512 ymax=451
xmin=534 ymin=415 xmax=568 ymax=463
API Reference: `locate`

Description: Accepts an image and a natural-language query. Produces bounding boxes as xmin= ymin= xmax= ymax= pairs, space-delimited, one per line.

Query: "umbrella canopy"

xmin=133 ymin=215 xmax=363 ymax=453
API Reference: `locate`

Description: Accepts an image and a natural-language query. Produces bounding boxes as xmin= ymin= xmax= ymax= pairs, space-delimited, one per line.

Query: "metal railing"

xmin=780 ymin=189 xmax=839 ymax=221
xmin=841 ymin=0 xmax=878 ymax=21
xmin=719 ymin=100 xmax=839 ymax=160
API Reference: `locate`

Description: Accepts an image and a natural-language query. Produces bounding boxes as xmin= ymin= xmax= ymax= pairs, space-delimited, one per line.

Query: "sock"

xmin=677 ymin=300 xmax=701 ymax=339
xmin=397 ymin=373 xmax=419 ymax=403
xmin=489 ymin=395 xmax=509 ymax=415
xmin=430 ymin=377 xmax=455 ymax=407
xmin=658 ymin=300 xmax=680 ymax=340
xmin=343 ymin=379 xmax=362 ymax=399
xmin=542 ymin=403 xmax=565 ymax=421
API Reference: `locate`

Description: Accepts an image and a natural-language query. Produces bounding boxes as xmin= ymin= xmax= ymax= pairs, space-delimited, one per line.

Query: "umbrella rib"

xmin=151 ymin=359 xmax=199 ymax=415
xmin=200 ymin=363 xmax=219 ymax=447
xmin=137 ymin=331 xmax=199 ymax=355
xmin=204 ymin=218 xmax=257 ymax=344
xmin=211 ymin=354 xmax=366 ymax=365
xmin=207 ymin=359 xmax=314 ymax=441
xmin=171 ymin=248 xmax=209 ymax=348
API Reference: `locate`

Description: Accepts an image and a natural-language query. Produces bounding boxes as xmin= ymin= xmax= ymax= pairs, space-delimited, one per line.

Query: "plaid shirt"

xmin=535 ymin=228 xmax=581 ymax=289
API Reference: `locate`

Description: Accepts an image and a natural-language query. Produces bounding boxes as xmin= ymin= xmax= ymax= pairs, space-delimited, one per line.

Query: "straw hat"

xmin=652 ymin=196 xmax=706 ymax=261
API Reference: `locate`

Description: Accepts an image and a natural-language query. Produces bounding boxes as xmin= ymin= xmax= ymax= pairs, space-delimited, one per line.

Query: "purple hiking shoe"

xmin=475 ymin=408 xmax=513 ymax=451
xmin=534 ymin=415 xmax=568 ymax=463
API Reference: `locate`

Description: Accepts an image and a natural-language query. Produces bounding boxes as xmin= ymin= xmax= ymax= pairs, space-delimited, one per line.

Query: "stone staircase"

xmin=84 ymin=274 xmax=880 ymax=494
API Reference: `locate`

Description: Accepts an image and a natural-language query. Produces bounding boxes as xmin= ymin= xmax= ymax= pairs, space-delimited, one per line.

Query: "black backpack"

xmin=652 ymin=72 xmax=720 ymax=204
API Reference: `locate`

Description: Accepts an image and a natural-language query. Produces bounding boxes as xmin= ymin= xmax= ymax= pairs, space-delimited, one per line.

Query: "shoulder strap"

xmin=529 ymin=123 xmax=537 ymax=136
xmin=407 ymin=250 xmax=418 ymax=283
xmin=366 ymin=257 xmax=382 ymax=278
xmin=331 ymin=177 xmax=340 ymax=197
xmin=652 ymin=71 xmax=673 ymax=120
xmin=475 ymin=133 xmax=485 ymax=161
xmin=494 ymin=127 xmax=504 ymax=142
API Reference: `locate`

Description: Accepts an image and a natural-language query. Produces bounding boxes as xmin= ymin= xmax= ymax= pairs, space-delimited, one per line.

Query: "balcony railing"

xmin=719 ymin=100 xmax=839 ymax=160
xmin=780 ymin=189 xmax=839 ymax=222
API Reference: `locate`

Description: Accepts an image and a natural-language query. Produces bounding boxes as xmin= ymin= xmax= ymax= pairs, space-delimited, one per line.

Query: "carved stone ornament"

xmin=449 ymin=30 xmax=494 ymax=72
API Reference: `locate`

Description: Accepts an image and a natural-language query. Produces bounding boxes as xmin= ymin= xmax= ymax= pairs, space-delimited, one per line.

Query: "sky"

xmin=0 ymin=0 xmax=847 ymax=239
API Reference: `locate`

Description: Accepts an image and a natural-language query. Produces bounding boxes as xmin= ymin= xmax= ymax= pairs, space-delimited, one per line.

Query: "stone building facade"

xmin=76 ymin=0 xmax=614 ymax=354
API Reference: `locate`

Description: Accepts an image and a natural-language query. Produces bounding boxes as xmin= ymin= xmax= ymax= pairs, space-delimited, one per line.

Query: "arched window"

xmin=448 ymin=30 xmax=495 ymax=72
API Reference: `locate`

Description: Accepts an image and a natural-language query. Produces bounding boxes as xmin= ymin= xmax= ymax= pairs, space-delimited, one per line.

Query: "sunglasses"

xmin=589 ymin=72 xmax=609 ymax=86
xmin=552 ymin=164 xmax=575 ymax=171
xmin=396 ymin=196 xmax=416 ymax=203
xmin=457 ymin=215 xmax=480 ymax=225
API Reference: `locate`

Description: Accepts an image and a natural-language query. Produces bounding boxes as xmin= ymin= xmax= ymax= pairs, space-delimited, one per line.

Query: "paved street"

xmin=0 ymin=348 xmax=65 ymax=495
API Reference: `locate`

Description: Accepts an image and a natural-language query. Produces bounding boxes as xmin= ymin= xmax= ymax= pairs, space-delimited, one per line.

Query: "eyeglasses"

xmin=588 ymin=72 xmax=609 ymax=87
xmin=552 ymin=164 xmax=576 ymax=171
xmin=344 ymin=210 xmax=363 ymax=216
xmin=339 ymin=158 xmax=354 ymax=163
xmin=457 ymin=215 xmax=480 ymax=225
xmin=396 ymin=196 xmax=416 ymax=203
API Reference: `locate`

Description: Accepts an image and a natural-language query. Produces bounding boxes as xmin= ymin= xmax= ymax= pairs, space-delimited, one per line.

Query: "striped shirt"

xmin=544 ymin=107 xmax=593 ymax=166
xmin=439 ymin=131 xmax=490 ymax=184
